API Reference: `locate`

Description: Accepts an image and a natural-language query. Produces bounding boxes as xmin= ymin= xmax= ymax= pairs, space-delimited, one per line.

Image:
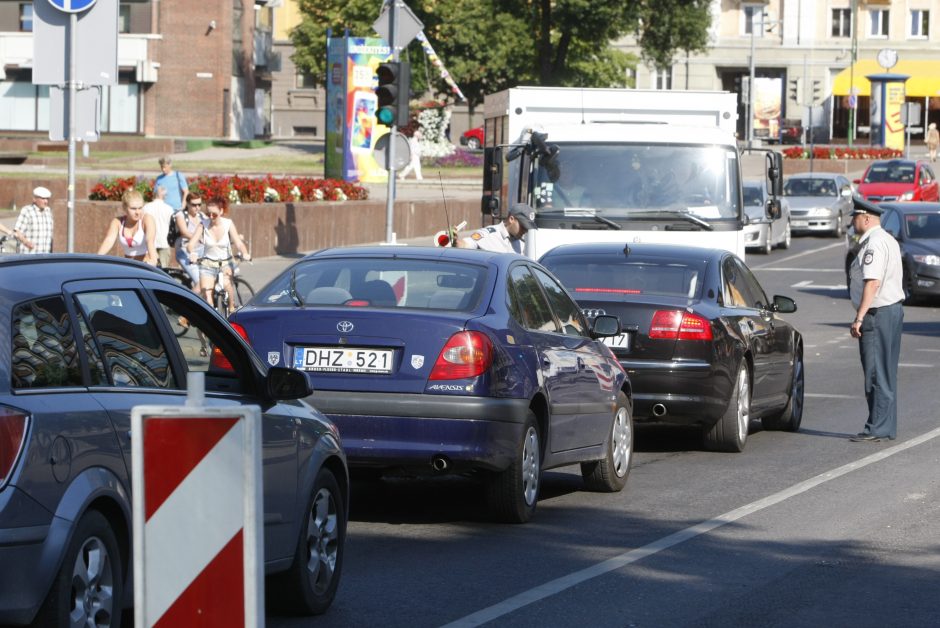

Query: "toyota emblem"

xmin=336 ymin=321 xmax=354 ymax=333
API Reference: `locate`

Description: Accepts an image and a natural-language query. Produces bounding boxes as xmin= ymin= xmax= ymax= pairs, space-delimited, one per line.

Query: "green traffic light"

xmin=376 ymin=107 xmax=395 ymax=126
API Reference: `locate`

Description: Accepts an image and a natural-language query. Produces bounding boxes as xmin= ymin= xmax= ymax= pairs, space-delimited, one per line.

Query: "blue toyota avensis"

xmin=230 ymin=246 xmax=633 ymax=523
xmin=0 ymin=256 xmax=348 ymax=626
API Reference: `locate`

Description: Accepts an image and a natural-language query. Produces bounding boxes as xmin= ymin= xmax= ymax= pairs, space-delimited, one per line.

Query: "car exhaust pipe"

xmin=431 ymin=455 xmax=450 ymax=472
xmin=652 ymin=403 xmax=667 ymax=417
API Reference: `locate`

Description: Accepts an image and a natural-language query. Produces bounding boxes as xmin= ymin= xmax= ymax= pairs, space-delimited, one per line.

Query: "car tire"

xmin=780 ymin=221 xmax=792 ymax=249
xmin=486 ymin=411 xmax=541 ymax=523
xmin=270 ymin=467 xmax=346 ymax=615
xmin=467 ymin=137 xmax=481 ymax=150
xmin=35 ymin=509 xmax=123 ymax=628
xmin=581 ymin=392 xmax=633 ymax=492
xmin=833 ymin=212 xmax=844 ymax=238
xmin=761 ymin=231 xmax=772 ymax=255
xmin=703 ymin=361 xmax=750 ymax=452
xmin=763 ymin=351 xmax=804 ymax=432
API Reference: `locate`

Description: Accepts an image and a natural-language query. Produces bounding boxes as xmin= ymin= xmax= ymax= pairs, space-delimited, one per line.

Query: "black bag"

xmin=167 ymin=211 xmax=181 ymax=247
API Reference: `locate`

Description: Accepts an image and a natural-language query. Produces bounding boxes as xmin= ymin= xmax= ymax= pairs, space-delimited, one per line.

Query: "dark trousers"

xmin=858 ymin=301 xmax=903 ymax=438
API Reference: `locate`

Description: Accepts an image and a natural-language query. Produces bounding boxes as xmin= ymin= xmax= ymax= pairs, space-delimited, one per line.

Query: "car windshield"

xmin=542 ymin=255 xmax=706 ymax=300
xmin=254 ymin=257 xmax=488 ymax=311
xmin=864 ymin=164 xmax=915 ymax=184
xmin=904 ymin=213 xmax=940 ymax=239
xmin=533 ymin=143 xmax=741 ymax=221
xmin=784 ymin=178 xmax=837 ymax=196
xmin=743 ymin=185 xmax=764 ymax=206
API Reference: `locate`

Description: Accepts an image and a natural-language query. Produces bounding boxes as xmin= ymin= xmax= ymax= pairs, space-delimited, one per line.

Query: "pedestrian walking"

xmin=143 ymin=185 xmax=175 ymax=267
xmin=457 ymin=203 xmax=536 ymax=254
xmin=97 ymin=189 xmax=158 ymax=266
xmin=926 ymin=122 xmax=939 ymax=163
xmin=13 ymin=186 xmax=55 ymax=254
xmin=154 ymin=156 xmax=189 ymax=211
xmin=398 ymin=130 xmax=424 ymax=181
xmin=847 ymin=196 xmax=905 ymax=442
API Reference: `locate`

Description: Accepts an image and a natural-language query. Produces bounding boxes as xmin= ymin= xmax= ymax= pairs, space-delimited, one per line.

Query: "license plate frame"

xmin=293 ymin=346 xmax=395 ymax=374
xmin=601 ymin=332 xmax=632 ymax=352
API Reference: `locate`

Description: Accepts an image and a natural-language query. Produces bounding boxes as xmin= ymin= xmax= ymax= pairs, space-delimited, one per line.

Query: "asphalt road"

xmin=259 ymin=233 xmax=940 ymax=628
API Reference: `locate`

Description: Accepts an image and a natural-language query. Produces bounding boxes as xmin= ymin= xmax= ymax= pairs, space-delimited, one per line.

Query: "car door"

xmin=506 ymin=264 xmax=582 ymax=453
xmin=920 ymin=165 xmax=939 ymax=200
xmin=531 ymin=266 xmax=615 ymax=450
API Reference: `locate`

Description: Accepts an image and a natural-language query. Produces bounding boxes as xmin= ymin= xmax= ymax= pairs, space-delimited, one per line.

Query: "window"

xmin=296 ymin=71 xmax=317 ymax=89
xmin=11 ymin=297 xmax=83 ymax=389
xmin=881 ymin=209 xmax=901 ymax=238
xmin=743 ymin=5 xmax=766 ymax=37
xmin=652 ymin=67 xmax=672 ymax=91
xmin=831 ymin=8 xmax=852 ymax=38
xmin=911 ymin=9 xmax=930 ymax=38
xmin=532 ymin=268 xmax=586 ymax=337
xmin=870 ymin=9 xmax=889 ymax=37
xmin=722 ymin=258 xmax=766 ymax=309
xmin=118 ymin=5 xmax=131 ymax=33
xmin=508 ymin=266 xmax=557 ymax=333
xmin=19 ymin=3 xmax=32 ymax=32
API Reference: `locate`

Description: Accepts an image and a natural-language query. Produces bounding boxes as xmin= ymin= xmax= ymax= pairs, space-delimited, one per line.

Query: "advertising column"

xmin=324 ymin=36 xmax=392 ymax=182
xmin=867 ymin=73 xmax=909 ymax=150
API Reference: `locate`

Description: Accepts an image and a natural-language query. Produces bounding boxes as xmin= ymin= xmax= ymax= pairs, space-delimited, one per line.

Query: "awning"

xmin=832 ymin=60 xmax=940 ymax=98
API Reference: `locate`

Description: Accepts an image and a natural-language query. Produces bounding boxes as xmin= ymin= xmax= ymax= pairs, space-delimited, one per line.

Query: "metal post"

xmin=746 ymin=26 xmax=755 ymax=148
xmin=384 ymin=0 xmax=398 ymax=244
xmin=67 ymin=13 xmax=78 ymax=252
xmin=848 ymin=0 xmax=858 ymax=147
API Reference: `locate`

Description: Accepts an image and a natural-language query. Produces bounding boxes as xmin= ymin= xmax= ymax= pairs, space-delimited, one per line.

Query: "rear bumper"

xmin=307 ymin=391 xmax=531 ymax=471
xmin=0 ymin=487 xmax=57 ymax=626
xmin=619 ymin=359 xmax=729 ymax=425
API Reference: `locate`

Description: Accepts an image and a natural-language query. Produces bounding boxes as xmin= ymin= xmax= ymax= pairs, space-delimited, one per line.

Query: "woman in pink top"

xmin=97 ymin=189 xmax=158 ymax=266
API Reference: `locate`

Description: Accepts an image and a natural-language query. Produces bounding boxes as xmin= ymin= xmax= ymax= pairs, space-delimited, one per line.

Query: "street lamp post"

xmin=747 ymin=27 xmax=756 ymax=148
xmin=848 ymin=0 xmax=858 ymax=147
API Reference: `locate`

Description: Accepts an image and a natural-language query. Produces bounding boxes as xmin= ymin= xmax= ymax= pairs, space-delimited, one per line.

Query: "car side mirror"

xmin=266 ymin=366 xmax=311 ymax=400
xmin=772 ymin=295 xmax=797 ymax=314
xmin=853 ymin=178 xmax=861 ymax=185
xmin=482 ymin=147 xmax=503 ymax=219
xmin=766 ymin=198 xmax=782 ymax=220
xmin=591 ymin=314 xmax=621 ymax=338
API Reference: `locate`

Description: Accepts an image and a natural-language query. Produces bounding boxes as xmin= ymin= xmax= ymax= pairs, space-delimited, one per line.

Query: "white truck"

xmin=480 ymin=87 xmax=783 ymax=259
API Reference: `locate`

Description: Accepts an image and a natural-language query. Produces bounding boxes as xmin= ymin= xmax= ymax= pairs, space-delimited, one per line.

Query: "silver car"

xmin=743 ymin=180 xmax=791 ymax=254
xmin=784 ymin=172 xmax=854 ymax=237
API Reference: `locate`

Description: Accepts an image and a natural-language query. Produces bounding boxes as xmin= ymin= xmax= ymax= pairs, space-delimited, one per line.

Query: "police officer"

xmin=847 ymin=196 xmax=905 ymax=442
xmin=458 ymin=203 xmax=537 ymax=253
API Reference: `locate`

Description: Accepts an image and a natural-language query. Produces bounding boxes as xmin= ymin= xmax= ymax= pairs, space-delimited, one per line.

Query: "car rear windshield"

xmin=904 ymin=213 xmax=940 ymax=239
xmin=254 ymin=257 xmax=488 ymax=311
xmin=864 ymin=164 xmax=915 ymax=184
xmin=543 ymin=255 xmax=706 ymax=300
xmin=784 ymin=178 xmax=838 ymax=196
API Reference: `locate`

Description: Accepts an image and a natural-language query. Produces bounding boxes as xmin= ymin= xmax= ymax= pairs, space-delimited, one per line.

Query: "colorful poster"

xmin=752 ymin=77 xmax=782 ymax=141
xmin=324 ymin=36 xmax=392 ymax=182
xmin=883 ymin=82 xmax=906 ymax=151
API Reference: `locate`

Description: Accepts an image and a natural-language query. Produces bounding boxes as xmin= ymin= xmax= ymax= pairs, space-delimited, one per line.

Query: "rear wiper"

xmin=289 ymin=269 xmax=304 ymax=306
xmin=630 ymin=211 xmax=713 ymax=231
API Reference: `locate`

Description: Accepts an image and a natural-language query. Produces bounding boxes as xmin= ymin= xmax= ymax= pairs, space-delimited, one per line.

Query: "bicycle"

xmin=0 ymin=234 xmax=13 ymax=255
xmin=195 ymin=255 xmax=255 ymax=317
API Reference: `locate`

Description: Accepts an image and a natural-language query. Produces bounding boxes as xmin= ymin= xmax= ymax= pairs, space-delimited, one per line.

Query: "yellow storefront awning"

xmin=832 ymin=60 xmax=940 ymax=98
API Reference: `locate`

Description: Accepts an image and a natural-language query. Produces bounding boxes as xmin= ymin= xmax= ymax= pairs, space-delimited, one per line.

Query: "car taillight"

xmin=211 ymin=323 xmax=251 ymax=371
xmin=0 ymin=408 xmax=29 ymax=488
xmin=649 ymin=310 xmax=713 ymax=341
xmin=230 ymin=322 xmax=251 ymax=344
xmin=429 ymin=331 xmax=493 ymax=380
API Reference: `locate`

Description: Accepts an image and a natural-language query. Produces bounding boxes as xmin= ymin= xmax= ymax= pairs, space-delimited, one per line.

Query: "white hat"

xmin=33 ymin=186 xmax=52 ymax=199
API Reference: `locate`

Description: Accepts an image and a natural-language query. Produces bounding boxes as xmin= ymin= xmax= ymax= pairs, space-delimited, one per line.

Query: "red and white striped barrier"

xmin=132 ymin=385 xmax=262 ymax=627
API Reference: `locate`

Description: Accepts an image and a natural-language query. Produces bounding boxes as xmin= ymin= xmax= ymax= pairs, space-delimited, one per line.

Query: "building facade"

xmin=0 ymin=0 xmax=277 ymax=139
xmin=621 ymin=0 xmax=940 ymax=142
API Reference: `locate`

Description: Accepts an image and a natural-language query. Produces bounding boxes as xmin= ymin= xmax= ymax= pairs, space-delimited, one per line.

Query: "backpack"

xmin=167 ymin=211 xmax=181 ymax=247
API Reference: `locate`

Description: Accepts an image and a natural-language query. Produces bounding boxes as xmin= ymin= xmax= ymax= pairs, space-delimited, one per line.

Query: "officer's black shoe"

xmin=850 ymin=433 xmax=882 ymax=442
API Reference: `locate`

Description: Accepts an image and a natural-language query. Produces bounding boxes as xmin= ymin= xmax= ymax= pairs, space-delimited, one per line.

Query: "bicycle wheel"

xmin=214 ymin=290 xmax=229 ymax=318
xmin=233 ymin=277 xmax=255 ymax=308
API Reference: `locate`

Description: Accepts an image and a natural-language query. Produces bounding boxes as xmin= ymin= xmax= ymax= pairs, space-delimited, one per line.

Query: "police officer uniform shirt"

xmin=849 ymin=225 xmax=905 ymax=309
xmin=462 ymin=222 xmax=523 ymax=254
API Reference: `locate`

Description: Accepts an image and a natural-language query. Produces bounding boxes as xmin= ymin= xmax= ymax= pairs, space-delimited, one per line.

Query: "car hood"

xmin=744 ymin=205 xmax=768 ymax=220
xmin=785 ymin=196 xmax=841 ymax=210
xmin=857 ymin=182 xmax=915 ymax=196
xmin=904 ymin=238 xmax=940 ymax=256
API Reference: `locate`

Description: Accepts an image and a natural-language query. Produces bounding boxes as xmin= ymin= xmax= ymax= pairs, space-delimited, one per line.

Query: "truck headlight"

xmin=913 ymin=254 xmax=940 ymax=266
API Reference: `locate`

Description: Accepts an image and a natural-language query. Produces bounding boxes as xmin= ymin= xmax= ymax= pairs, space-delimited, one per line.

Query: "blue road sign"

xmin=48 ymin=0 xmax=98 ymax=14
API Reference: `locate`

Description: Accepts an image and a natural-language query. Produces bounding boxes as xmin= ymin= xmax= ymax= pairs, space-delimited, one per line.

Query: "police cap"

xmin=508 ymin=204 xmax=537 ymax=230
xmin=851 ymin=195 xmax=883 ymax=216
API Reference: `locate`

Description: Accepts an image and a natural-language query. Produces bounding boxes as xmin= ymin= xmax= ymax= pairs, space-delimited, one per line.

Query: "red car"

xmin=855 ymin=159 xmax=939 ymax=202
xmin=460 ymin=125 xmax=484 ymax=150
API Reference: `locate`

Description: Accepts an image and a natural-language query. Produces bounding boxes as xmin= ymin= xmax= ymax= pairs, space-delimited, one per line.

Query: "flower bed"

xmin=782 ymin=146 xmax=903 ymax=160
xmin=88 ymin=175 xmax=368 ymax=203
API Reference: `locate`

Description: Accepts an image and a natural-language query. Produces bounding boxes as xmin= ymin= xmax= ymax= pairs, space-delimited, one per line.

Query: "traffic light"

xmin=375 ymin=61 xmax=411 ymax=128
xmin=788 ymin=78 xmax=802 ymax=104
xmin=812 ymin=80 xmax=822 ymax=104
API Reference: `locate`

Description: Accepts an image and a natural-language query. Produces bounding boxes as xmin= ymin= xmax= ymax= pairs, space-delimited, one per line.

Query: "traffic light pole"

xmin=384 ymin=0 xmax=398 ymax=244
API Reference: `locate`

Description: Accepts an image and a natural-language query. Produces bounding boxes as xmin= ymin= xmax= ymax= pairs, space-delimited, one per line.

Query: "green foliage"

xmin=291 ymin=0 xmax=711 ymax=109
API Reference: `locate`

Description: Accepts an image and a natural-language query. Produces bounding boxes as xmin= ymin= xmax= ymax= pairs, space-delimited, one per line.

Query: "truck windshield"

xmin=534 ymin=143 xmax=741 ymax=221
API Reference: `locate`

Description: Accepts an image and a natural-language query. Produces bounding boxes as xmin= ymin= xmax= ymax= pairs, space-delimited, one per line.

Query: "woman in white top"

xmin=97 ymin=189 xmax=158 ymax=266
xmin=174 ymin=193 xmax=208 ymax=289
xmin=186 ymin=197 xmax=251 ymax=312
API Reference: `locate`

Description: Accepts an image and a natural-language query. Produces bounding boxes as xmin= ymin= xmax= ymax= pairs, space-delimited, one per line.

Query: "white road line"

xmin=749 ymin=242 xmax=845 ymax=269
xmin=916 ymin=349 xmax=940 ymax=353
xmin=900 ymin=363 xmax=934 ymax=368
xmin=791 ymin=280 xmax=813 ymax=287
xmin=760 ymin=268 xmax=844 ymax=272
xmin=805 ymin=393 xmax=855 ymax=399
xmin=441 ymin=426 xmax=940 ymax=628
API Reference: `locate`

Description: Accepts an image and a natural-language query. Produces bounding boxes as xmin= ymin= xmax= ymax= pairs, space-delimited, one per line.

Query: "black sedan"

xmin=540 ymin=243 xmax=804 ymax=452
xmin=845 ymin=202 xmax=940 ymax=303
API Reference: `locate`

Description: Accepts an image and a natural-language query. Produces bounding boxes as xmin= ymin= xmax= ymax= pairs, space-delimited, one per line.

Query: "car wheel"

xmin=704 ymin=361 xmax=750 ymax=452
xmin=780 ymin=221 xmax=792 ymax=249
xmin=581 ymin=391 xmax=633 ymax=492
xmin=833 ymin=212 xmax=844 ymax=238
xmin=761 ymin=231 xmax=772 ymax=255
xmin=467 ymin=137 xmax=481 ymax=150
xmin=486 ymin=411 xmax=541 ymax=523
xmin=763 ymin=351 xmax=804 ymax=431
xmin=35 ymin=510 xmax=123 ymax=628
xmin=271 ymin=467 xmax=346 ymax=615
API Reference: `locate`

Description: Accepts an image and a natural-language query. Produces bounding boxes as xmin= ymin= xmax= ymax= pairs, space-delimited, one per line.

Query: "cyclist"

xmin=174 ymin=193 xmax=208 ymax=289
xmin=186 ymin=197 xmax=251 ymax=314
xmin=96 ymin=189 xmax=158 ymax=266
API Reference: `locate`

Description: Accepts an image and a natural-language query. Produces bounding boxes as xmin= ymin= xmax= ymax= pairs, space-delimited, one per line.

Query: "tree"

xmin=290 ymin=0 xmax=712 ymax=110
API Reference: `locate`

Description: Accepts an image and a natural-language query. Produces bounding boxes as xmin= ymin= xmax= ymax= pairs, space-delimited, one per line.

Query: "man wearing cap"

xmin=847 ymin=196 xmax=905 ymax=442
xmin=13 ymin=187 xmax=55 ymax=254
xmin=458 ymin=204 xmax=537 ymax=254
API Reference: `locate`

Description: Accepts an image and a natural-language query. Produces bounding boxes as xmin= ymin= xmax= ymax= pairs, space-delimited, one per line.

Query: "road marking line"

xmin=441 ymin=426 xmax=940 ymax=628
xmin=917 ymin=349 xmax=940 ymax=353
xmin=761 ymin=268 xmax=844 ymax=272
xmin=900 ymin=363 xmax=934 ymax=368
xmin=749 ymin=242 xmax=845 ymax=269
xmin=806 ymin=393 xmax=855 ymax=399
xmin=791 ymin=280 xmax=813 ymax=287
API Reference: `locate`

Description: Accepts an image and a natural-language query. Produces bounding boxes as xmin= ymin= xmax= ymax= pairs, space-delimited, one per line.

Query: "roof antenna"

xmin=433 ymin=172 xmax=465 ymax=247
